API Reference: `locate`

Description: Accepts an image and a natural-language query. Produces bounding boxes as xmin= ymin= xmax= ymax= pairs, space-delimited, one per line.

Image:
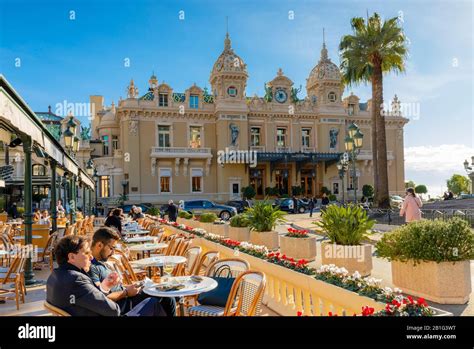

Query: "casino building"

xmin=87 ymin=33 xmax=408 ymax=206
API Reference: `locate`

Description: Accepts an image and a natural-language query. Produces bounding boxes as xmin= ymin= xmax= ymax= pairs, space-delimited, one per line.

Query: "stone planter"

xmin=280 ymin=235 xmax=317 ymax=261
xmin=229 ymin=226 xmax=251 ymax=242
xmin=321 ymin=242 xmax=373 ymax=276
xmin=199 ymin=222 xmax=214 ymax=234
xmin=391 ymin=260 xmax=471 ymax=304
xmin=212 ymin=223 xmax=229 ymax=237
xmin=250 ymin=230 xmax=279 ymax=250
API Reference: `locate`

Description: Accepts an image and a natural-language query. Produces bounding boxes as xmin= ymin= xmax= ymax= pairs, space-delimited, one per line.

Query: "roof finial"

xmin=224 ymin=17 xmax=231 ymax=51
xmin=320 ymin=28 xmax=328 ymax=61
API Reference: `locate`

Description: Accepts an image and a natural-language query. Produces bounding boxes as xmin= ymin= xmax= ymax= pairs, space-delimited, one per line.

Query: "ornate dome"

xmin=99 ymin=103 xmax=118 ymax=128
xmin=210 ymin=33 xmax=247 ymax=76
xmin=306 ymin=43 xmax=341 ymax=90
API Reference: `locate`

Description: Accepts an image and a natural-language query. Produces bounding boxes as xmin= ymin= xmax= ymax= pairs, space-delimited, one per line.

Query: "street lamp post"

xmin=93 ymin=169 xmax=99 ymax=216
xmin=344 ymin=123 xmax=364 ymax=203
xmin=463 ymin=156 xmax=474 ymax=194
xmin=337 ymin=152 xmax=349 ymax=204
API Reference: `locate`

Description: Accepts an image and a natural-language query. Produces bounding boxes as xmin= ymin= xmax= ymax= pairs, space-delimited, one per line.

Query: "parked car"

xmin=390 ymin=195 xmax=404 ymax=209
xmin=182 ymin=200 xmax=237 ymax=220
xmin=225 ymin=200 xmax=251 ymax=213
xmin=275 ymin=198 xmax=308 ymax=213
xmin=117 ymin=204 xmax=150 ymax=215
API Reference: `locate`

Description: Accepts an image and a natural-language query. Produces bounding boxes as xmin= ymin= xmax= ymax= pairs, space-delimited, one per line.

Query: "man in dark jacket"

xmin=46 ymin=235 xmax=162 ymax=316
xmin=104 ymin=208 xmax=123 ymax=234
xmin=166 ymin=200 xmax=178 ymax=222
xmin=292 ymin=196 xmax=298 ymax=214
xmin=308 ymin=197 xmax=316 ymax=218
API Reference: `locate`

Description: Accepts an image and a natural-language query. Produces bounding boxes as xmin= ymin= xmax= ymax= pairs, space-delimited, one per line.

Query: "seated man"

xmin=46 ymin=235 xmax=163 ymax=316
xmin=88 ymin=227 xmax=176 ymax=316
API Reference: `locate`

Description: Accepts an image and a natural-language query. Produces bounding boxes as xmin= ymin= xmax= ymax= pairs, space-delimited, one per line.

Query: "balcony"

xmin=150 ymin=146 xmax=212 ymax=158
xmin=275 ymin=146 xmax=292 ymax=153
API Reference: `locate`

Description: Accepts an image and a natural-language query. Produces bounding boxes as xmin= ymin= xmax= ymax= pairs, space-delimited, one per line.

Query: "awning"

xmin=0 ymin=75 xmax=95 ymax=190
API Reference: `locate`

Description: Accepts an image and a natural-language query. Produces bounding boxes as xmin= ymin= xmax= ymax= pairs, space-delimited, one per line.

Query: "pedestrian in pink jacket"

xmin=400 ymin=188 xmax=423 ymax=223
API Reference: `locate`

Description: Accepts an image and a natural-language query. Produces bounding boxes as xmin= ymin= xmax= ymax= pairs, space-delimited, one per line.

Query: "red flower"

xmin=361 ymin=306 xmax=375 ymax=316
xmin=391 ymin=299 xmax=401 ymax=308
xmin=328 ymin=312 xmax=338 ymax=316
xmin=407 ymin=296 xmax=414 ymax=304
xmin=297 ymin=311 xmax=302 ymax=316
xmin=417 ymin=298 xmax=428 ymax=307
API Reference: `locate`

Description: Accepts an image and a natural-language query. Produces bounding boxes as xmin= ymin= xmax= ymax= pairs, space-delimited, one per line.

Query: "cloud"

xmin=404 ymin=144 xmax=473 ymax=196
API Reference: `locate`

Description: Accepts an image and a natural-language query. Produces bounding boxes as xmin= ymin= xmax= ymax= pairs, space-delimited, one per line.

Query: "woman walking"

xmin=400 ymin=188 xmax=423 ymax=223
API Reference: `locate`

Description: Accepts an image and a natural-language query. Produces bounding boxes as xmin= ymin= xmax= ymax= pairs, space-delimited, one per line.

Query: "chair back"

xmin=225 ymin=271 xmax=266 ymax=316
xmin=195 ymin=251 xmax=220 ymax=276
xmin=205 ymin=258 xmax=250 ymax=278
xmin=44 ymin=301 xmax=71 ymax=316
xmin=107 ymin=255 xmax=133 ymax=285
xmin=183 ymin=246 xmax=202 ymax=275
xmin=176 ymin=239 xmax=192 ymax=257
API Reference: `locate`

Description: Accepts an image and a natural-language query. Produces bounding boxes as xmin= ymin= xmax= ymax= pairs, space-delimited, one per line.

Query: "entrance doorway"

xmin=249 ymin=168 xmax=265 ymax=198
xmin=300 ymin=170 xmax=314 ymax=197
xmin=275 ymin=169 xmax=290 ymax=196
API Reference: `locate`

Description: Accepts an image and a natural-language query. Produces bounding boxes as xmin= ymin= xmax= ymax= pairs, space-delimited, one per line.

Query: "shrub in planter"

xmin=229 ymin=214 xmax=251 ymax=242
xmin=376 ymin=218 xmax=474 ymax=304
xmin=199 ymin=212 xmax=218 ymax=234
xmin=241 ymin=186 xmax=256 ymax=200
xmin=245 ymin=200 xmax=286 ymax=250
xmin=317 ymin=204 xmax=375 ymax=276
xmin=280 ymin=228 xmax=317 ymax=261
xmin=146 ymin=206 xmax=160 ymax=217
xmin=177 ymin=210 xmax=193 ymax=224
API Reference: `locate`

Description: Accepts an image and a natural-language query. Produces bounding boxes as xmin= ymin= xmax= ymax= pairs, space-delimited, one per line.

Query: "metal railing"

xmin=367 ymin=208 xmax=474 ymax=227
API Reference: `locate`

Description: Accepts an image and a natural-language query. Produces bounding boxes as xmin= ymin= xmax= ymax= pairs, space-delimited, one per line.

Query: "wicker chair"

xmin=44 ymin=301 xmax=71 ymax=316
xmin=176 ymin=246 xmax=202 ymax=276
xmin=194 ymin=251 xmax=220 ymax=276
xmin=188 ymin=270 xmax=265 ymax=317
xmin=0 ymin=247 xmax=28 ymax=310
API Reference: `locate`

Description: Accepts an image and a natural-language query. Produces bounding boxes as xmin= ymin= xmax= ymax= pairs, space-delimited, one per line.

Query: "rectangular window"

xmin=276 ymin=128 xmax=286 ymax=147
xmin=250 ymin=127 xmax=261 ymax=146
xmin=348 ymin=175 xmax=359 ymax=190
xmin=100 ymin=176 xmax=110 ymax=197
xmin=158 ymin=125 xmax=171 ymax=147
xmin=302 ymin=128 xmax=311 ymax=147
xmin=189 ymin=94 xmax=199 ymax=109
xmin=112 ymin=135 xmax=119 ymax=150
xmin=159 ymin=93 xmax=168 ymax=107
xmin=189 ymin=126 xmax=202 ymax=148
xmin=348 ymin=104 xmax=355 ymax=115
xmin=159 ymin=168 xmax=171 ymax=193
xmin=191 ymin=168 xmax=203 ymax=193
xmin=101 ymin=136 xmax=109 ymax=156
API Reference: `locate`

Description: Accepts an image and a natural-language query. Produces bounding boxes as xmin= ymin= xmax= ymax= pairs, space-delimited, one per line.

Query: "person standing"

xmin=292 ymin=196 xmax=298 ymax=214
xmin=167 ymin=200 xmax=178 ymax=222
xmin=321 ymin=193 xmax=330 ymax=214
xmin=308 ymin=197 xmax=315 ymax=218
xmin=8 ymin=202 xmax=18 ymax=219
xmin=400 ymin=188 xmax=423 ymax=223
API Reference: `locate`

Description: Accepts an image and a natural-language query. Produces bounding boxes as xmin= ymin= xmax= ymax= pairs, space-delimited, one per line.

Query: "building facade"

xmin=89 ymin=33 xmax=408 ymax=206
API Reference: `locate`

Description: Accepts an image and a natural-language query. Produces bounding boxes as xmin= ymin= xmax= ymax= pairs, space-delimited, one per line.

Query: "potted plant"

xmin=245 ymin=200 xmax=286 ymax=250
xmin=280 ymin=227 xmax=317 ymax=261
xmin=229 ymin=214 xmax=251 ymax=242
xmin=146 ymin=205 xmax=160 ymax=217
xmin=376 ymin=218 xmax=474 ymax=304
xmin=241 ymin=186 xmax=256 ymax=200
xmin=199 ymin=212 xmax=218 ymax=234
xmin=317 ymin=204 xmax=375 ymax=276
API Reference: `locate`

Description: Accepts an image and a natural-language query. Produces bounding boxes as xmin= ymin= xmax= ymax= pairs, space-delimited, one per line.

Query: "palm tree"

xmin=339 ymin=12 xmax=407 ymax=208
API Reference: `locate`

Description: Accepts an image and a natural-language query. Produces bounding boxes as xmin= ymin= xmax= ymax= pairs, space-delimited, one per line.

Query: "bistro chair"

xmin=194 ymin=251 xmax=220 ymax=276
xmin=38 ymin=232 xmax=58 ymax=271
xmin=0 ymin=246 xmax=28 ymax=310
xmin=44 ymin=301 xmax=71 ymax=316
xmin=177 ymin=246 xmax=202 ymax=276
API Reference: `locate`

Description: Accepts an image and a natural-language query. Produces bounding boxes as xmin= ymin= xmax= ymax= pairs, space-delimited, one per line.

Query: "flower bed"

xmin=156 ymin=218 xmax=448 ymax=316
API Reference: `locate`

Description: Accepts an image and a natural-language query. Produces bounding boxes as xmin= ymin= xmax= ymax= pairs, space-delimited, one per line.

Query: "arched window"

xmin=33 ymin=164 xmax=46 ymax=176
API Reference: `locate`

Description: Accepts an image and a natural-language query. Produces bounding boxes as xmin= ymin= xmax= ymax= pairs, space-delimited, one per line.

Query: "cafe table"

xmin=143 ymin=276 xmax=218 ymax=316
xmin=131 ymin=255 xmax=186 ymax=277
xmin=127 ymin=242 xmax=168 ymax=259
xmin=122 ymin=230 xmax=150 ymax=236
xmin=124 ymin=236 xmax=155 ymax=244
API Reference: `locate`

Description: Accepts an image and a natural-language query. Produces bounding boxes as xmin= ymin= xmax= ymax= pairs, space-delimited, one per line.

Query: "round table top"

xmin=128 ymin=243 xmax=168 ymax=252
xmin=125 ymin=236 xmax=155 ymax=244
xmin=131 ymin=255 xmax=186 ymax=267
xmin=13 ymin=235 xmax=42 ymax=240
xmin=143 ymin=276 xmax=217 ymax=298
xmin=122 ymin=230 xmax=150 ymax=235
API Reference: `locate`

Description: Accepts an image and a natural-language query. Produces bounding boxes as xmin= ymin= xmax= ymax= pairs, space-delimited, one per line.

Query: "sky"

xmin=0 ymin=0 xmax=472 ymax=196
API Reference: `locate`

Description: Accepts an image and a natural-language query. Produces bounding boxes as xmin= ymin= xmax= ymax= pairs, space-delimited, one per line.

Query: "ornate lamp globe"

xmin=348 ymin=122 xmax=359 ymax=138
xmin=63 ymin=127 xmax=74 ymax=149
xmin=344 ymin=136 xmax=354 ymax=151
xmin=67 ymin=117 xmax=76 ymax=135
xmin=86 ymin=160 xmax=94 ymax=176
xmin=353 ymin=129 xmax=364 ymax=148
